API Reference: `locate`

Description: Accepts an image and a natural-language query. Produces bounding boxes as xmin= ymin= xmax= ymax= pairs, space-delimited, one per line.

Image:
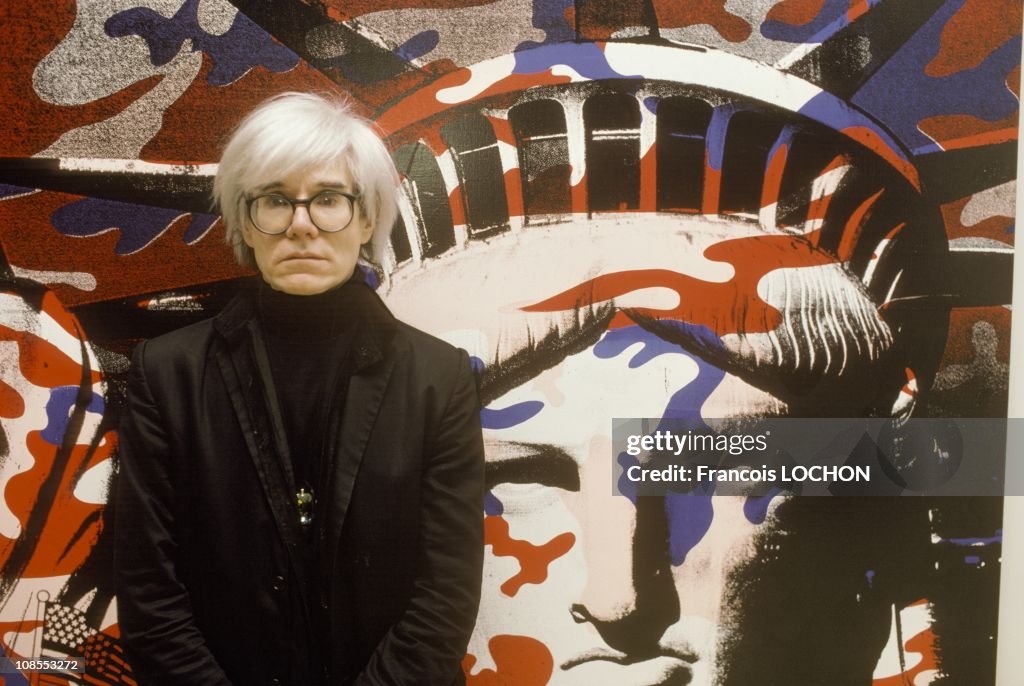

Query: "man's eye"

xmin=314 ymin=192 xmax=342 ymax=207
xmin=266 ymin=195 xmax=290 ymax=208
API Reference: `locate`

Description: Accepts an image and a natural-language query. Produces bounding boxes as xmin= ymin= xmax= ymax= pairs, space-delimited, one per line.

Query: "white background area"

xmin=995 ymin=50 xmax=1024 ymax=682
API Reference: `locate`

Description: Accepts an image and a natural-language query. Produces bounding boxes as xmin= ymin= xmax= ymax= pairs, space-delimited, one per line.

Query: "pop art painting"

xmin=0 ymin=0 xmax=1016 ymax=683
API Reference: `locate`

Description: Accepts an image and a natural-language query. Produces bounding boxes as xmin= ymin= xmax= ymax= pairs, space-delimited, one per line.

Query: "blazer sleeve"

xmin=114 ymin=341 xmax=233 ymax=686
xmin=356 ymin=349 xmax=485 ymax=685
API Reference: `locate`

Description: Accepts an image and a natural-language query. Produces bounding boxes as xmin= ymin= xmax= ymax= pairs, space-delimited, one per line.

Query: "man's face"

xmin=242 ymin=161 xmax=373 ymax=295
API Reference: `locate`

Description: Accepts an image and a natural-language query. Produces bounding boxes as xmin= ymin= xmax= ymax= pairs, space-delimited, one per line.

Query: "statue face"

xmin=468 ymin=327 xmax=778 ymax=685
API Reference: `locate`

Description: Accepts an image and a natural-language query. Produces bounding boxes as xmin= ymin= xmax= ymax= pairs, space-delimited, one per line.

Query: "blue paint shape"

xmin=0 ymin=184 xmax=35 ymax=199
xmin=851 ymin=0 xmax=1021 ymax=153
xmin=0 ymin=643 xmax=30 ymax=686
xmin=964 ymin=555 xmax=981 ymax=565
xmin=653 ymin=320 xmax=730 ymax=364
xmin=760 ymin=0 xmax=883 ymax=45
xmin=943 ymin=531 xmax=1003 ymax=546
xmin=665 ymin=490 xmax=715 ymax=566
xmin=484 ymin=490 xmax=504 ymax=516
xmin=468 ymin=355 xmax=485 ymax=375
xmin=355 ymin=263 xmax=380 ymax=290
xmin=105 ymin=0 xmax=299 ymax=86
xmin=51 ymin=197 xmax=217 ymax=255
xmin=395 ymin=30 xmax=440 ymax=63
xmin=481 ymin=400 xmax=545 ymax=430
xmin=658 ymin=352 xmax=726 ymax=423
xmin=704 ymin=106 xmax=738 ymax=172
xmin=643 ymin=95 xmax=660 ymax=115
xmin=523 ymin=0 xmax=576 ymax=46
xmin=42 ymin=386 xmax=105 ymax=446
xmin=592 ymin=325 xmax=727 ymax=421
xmin=743 ymin=487 xmax=783 ymax=525
xmin=866 ymin=569 xmax=876 ymax=589
xmin=594 ymin=325 xmax=702 ymax=369
xmin=512 ymin=42 xmax=642 ymax=84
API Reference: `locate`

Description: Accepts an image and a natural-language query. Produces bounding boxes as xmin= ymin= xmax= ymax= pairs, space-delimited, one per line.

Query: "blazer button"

xmin=272 ymin=575 xmax=285 ymax=591
xmin=270 ymin=678 xmax=282 ymax=686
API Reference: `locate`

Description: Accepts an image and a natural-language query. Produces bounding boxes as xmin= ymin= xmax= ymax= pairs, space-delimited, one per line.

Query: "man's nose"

xmin=572 ymin=494 xmax=679 ymax=655
xmin=286 ymin=204 xmax=319 ymax=238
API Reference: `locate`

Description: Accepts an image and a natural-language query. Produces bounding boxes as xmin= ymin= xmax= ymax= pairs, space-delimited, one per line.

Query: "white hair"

xmin=213 ymin=92 xmax=399 ymax=269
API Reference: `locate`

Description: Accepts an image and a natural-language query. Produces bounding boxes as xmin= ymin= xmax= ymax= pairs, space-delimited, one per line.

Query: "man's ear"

xmin=241 ymin=223 xmax=254 ymax=248
xmin=360 ymin=221 xmax=375 ymax=246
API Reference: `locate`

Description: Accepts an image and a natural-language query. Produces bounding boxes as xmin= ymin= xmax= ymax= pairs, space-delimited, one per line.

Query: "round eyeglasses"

xmin=246 ymin=191 xmax=358 ymax=235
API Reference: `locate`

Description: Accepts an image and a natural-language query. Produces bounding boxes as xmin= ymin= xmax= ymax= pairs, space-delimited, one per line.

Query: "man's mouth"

xmin=281 ymin=253 xmax=326 ymax=262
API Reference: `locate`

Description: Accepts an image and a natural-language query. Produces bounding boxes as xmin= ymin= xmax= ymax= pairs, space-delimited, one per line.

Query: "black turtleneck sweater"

xmin=256 ymin=278 xmax=361 ymax=494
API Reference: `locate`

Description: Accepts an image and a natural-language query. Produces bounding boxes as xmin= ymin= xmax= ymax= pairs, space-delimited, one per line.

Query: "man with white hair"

xmin=114 ymin=92 xmax=484 ymax=685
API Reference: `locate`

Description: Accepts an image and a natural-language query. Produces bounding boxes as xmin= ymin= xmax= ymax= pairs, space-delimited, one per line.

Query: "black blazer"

xmin=114 ymin=282 xmax=484 ymax=686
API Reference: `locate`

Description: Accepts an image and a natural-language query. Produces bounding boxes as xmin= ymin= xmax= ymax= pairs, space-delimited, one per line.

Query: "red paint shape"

xmin=523 ymin=230 xmax=838 ymax=337
xmin=838 ymin=188 xmax=884 ymax=261
xmin=484 ymin=515 xmax=575 ymax=597
xmin=872 ymin=627 xmax=938 ymax=686
xmin=0 ymin=0 xmax=164 ymax=157
xmin=765 ymin=0 xmax=826 ymax=27
xmin=448 ymin=185 xmax=468 ymax=228
xmin=141 ymin=58 xmax=338 ymax=163
xmin=639 ymin=144 xmax=658 ymax=212
xmin=464 ymin=635 xmax=554 ymax=686
xmin=0 ymin=191 xmax=247 ymax=306
xmin=377 ymin=66 xmax=475 ymax=134
xmin=901 ymin=367 xmax=917 ymax=395
xmin=378 ymin=68 xmax=572 ymax=136
xmin=925 ymin=0 xmax=1021 ymax=78
xmin=652 ymin=0 xmax=753 ymax=42
xmin=847 ymin=0 xmax=871 ymax=23
xmin=0 ymin=619 xmax=44 ymax=663
xmin=702 ymin=159 xmax=722 ymax=214
xmin=0 ymin=381 xmax=25 ymax=419
xmin=939 ymin=195 xmax=1014 ymax=245
xmin=0 ymin=324 xmax=101 ymax=389
xmin=488 ymin=116 xmax=518 ymax=148
xmin=317 ymin=0 xmax=493 ymax=22
xmin=2 ymin=430 xmax=114 ymax=576
xmin=0 ymin=286 xmax=109 ymax=579
xmin=942 ymin=307 xmax=1011 ymax=367
xmin=918 ymin=113 xmax=1018 ymax=152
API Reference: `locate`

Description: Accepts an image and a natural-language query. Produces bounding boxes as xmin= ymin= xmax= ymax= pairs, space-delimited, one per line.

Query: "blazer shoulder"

xmin=393 ymin=320 xmax=470 ymax=374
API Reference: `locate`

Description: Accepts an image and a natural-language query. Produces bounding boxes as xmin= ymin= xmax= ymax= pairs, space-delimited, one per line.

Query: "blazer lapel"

xmin=214 ymin=323 xmax=303 ymax=546
xmin=319 ymin=321 xmax=401 ymax=568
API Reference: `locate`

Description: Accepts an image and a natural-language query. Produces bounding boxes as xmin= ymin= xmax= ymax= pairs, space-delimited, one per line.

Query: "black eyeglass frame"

xmin=245 ymin=190 xmax=360 ymax=235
